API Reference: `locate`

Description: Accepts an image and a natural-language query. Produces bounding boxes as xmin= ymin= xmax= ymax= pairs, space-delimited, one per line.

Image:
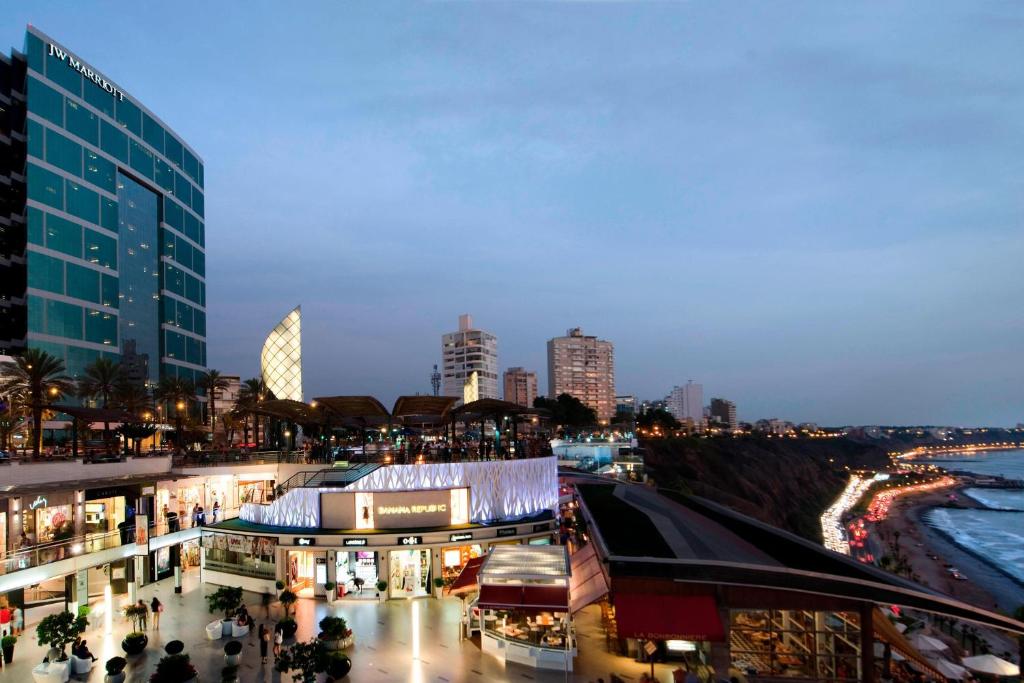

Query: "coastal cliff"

xmin=643 ymin=437 xmax=890 ymax=541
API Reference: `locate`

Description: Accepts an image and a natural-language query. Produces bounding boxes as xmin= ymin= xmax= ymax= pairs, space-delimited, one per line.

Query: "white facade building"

xmin=442 ymin=314 xmax=499 ymax=402
xmin=667 ymin=381 xmax=704 ymax=428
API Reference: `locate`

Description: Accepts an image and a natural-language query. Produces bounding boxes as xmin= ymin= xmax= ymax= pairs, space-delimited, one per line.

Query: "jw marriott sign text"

xmin=48 ymin=43 xmax=125 ymax=101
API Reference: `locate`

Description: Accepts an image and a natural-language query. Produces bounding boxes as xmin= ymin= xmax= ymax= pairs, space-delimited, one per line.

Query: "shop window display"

xmin=336 ymin=551 xmax=378 ymax=595
xmin=202 ymin=533 xmax=276 ymax=579
xmin=441 ymin=544 xmax=483 ymax=585
xmin=389 ymin=549 xmax=431 ymax=598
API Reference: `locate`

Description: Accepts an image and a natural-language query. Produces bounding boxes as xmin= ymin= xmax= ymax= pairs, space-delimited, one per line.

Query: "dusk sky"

xmin=7 ymin=3 xmax=1022 ymax=426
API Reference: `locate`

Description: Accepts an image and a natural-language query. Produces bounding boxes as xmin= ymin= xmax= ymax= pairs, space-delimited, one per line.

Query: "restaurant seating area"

xmin=483 ymin=610 xmax=569 ymax=650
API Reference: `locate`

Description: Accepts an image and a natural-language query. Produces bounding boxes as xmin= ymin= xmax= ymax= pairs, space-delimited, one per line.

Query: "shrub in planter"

xmin=221 ymin=665 xmax=239 ymax=683
xmin=326 ymin=651 xmax=352 ymax=679
xmin=376 ymin=579 xmax=388 ymax=596
xmin=278 ymin=588 xmax=297 ymax=617
xmin=317 ymin=616 xmax=352 ymax=650
xmin=206 ymin=586 xmax=244 ymax=620
xmin=223 ymin=639 xmax=243 ymax=666
xmin=278 ymin=617 xmax=298 ymax=639
xmin=275 ymin=638 xmax=352 ymax=683
xmin=2 ymin=635 xmax=16 ymax=664
xmin=36 ymin=610 xmax=88 ymax=660
xmin=324 ymin=580 xmax=336 ymax=601
xmin=104 ymin=656 xmax=127 ymax=683
xmin=149 ymin=652 xmax=197 ymax=683
xmin=164 ymin=641 xmax=185 ymax=656
xmin=432 ymin=577 xmax=445 ymax=596
xmin=275 ymin=580 xmax=286 ymax=591
xmin=121 ymin=632 xmax=148 ymax=656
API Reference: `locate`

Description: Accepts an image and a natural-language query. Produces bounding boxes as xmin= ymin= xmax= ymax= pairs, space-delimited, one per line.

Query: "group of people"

xmin=0 ymin=603 xmax=23 ymax=637
xmin=189 ymin=501 xmax=220 ymax=527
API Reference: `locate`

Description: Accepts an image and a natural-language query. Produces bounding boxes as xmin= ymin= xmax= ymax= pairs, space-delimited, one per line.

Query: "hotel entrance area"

xmin=389 ymin=548 xmax=431 ymax=598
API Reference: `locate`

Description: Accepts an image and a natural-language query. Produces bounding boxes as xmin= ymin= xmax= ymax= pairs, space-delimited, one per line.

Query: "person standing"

xmin=150 ymin=597 xmax=162 ymax=629
xmin=191 ymin=503 xmax=200 ymax=528
xmin=261 ymin=588 xmax=272 ymax=618
xmin=273 ymin=624 xmax=283 ymax=659
xmin=137 ymin=599 xmax=148 ymax=630
xmin=11 ymin=605 xmax=22 ymax=636
xmin=259 ymin=624 xmax=270 ymax=664
xmin=0 ymin=603 xmax=10 ymax=638
xmin=212 ymin=500 xmax=220 ymax=523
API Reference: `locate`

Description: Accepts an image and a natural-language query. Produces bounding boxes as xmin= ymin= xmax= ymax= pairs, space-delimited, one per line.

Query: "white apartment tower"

xmin=668 ymin=381 xmax=704 ymax=428
xmin=442 ymin=314 xmax=499 ymax=402
xmin=547 ymin=327 xmax=616 ymax=421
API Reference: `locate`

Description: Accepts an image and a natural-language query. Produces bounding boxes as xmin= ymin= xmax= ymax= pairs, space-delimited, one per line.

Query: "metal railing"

xmin=0 ymin=506 xmax=240 ymax=577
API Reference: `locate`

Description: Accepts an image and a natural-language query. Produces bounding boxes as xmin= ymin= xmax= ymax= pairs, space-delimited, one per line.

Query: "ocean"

xmin=920 ymin=449 xmax=1024 ymax=586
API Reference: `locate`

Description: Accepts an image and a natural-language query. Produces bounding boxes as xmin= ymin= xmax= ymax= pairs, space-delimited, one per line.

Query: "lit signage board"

xmin=496 ymin=528 xmax=517 ymax=538
xmin=322 ymin=488 xmax=470 ymax=530
xmin=343 ymin=538 xmax=368 ymax=547
xmin=29 ymin=496 xmax=48 ymax=510
xmin=449 ymin=532 xmax=473 ymax=543
xmin=48 ymin=43 xmax=126 ymax=101
xmin=398 ymin=536 xmax=423 ymax=546
xmin=295 ymin=537 xmax=316 ymax=546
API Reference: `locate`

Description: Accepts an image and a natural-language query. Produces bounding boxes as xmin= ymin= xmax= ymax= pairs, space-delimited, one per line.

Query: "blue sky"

xmin=7 ymin=3 xmax=1022 ymax=426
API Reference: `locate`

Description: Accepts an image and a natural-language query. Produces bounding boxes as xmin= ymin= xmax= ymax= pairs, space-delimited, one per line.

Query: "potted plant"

xmin=326 ymin=650 xmax=353 ymax=680
xmin=36 ymin=609 xmax=88 ymax=661
xmin=278 ymin=588 xmax=297 ymax=618
xmin=223 ymin=639 xmax=242 ymax=666
xmin=278 ymin=617 xmax=298 ymax=639
xmin=376 ymin=579 xmax=388 ymax=601
xmin=221 ymin=664 xmax=239 ymax=683
xmin=149 ymin=652 xmax=198 ymax=683
xmin=1 ymin=635 xmax=16 ymax=664
xmin=275 ymin=580 xmax=286 ymax=591
xmin=206 ymin=586 xmax=244 ymax=636
xmin=324 ymin=580 xmax=337 ymax=603
xmin=122 ymin=604 xmax=149 ymax=655
xmin=104 ymin=656 xmax=127 ymax=683
xmin=275 ymin=638 xmax=352 ymax=682
xmin=432 ymin=576 xmax=446 ymax=599
xmin=317 ymin=616 xmax=353 ymax=650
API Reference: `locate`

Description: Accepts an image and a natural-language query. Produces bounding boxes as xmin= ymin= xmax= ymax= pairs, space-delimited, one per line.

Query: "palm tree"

xmin=221 ymin=410 xmax=243 ymax=448
xmin=154 ymin=376 xmax=196 ymax=451
xmin=197 ymin=370 xmax=231 ymax=440
xmin=78 ymin=358 xmax=123 ymax=454
xmin=0 ymin=348 xmax=75 ymax=457
xmin=239 ymin=378 xmax=269 ymax=450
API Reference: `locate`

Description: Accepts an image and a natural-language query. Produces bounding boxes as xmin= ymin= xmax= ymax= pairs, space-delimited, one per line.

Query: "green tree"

xmin=636 ymin=408 xmax=681 ymax=434
xmin=78 ymin=357 xmax=123 ymax=454
xmin=196 ymin=369 xmax=231 ymax=440
xmin=238 ymin=378 xmax=270 ymax=449
xmin=35 ymin=610 xmax=88 ymax=659
xmin=113 ymin=380 xmax=155 ymax=455
xmin=0 ymin=349 xmax=75 ymax=457
xmin=154 ymin=376 xmax=196 ymax=450
xmin=533 ymin=394 xmax=597 ymax=430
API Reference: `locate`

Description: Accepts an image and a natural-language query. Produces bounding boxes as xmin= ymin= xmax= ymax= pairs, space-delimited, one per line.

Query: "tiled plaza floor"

xmin=0 ymin=570 xmax=686 ymax=682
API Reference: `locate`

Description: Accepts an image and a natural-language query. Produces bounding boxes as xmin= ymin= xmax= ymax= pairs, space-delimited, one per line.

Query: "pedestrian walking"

xmin=259 ymin=624 xmax=270 ymax=664
xmin=150 ymin=597 xmax=163 ymax=629
xmin=137 ymin=599 xmax=148 ymax=630
xmin=273 ymin=624 xmax=283 ymax=659
xmin=191 ymin=503 xmax=200 ymax=528
xmin=11 ymin=606 xmax=22 ymax=636
xmin=212 ymin=500 xmax=220 ymax=523
xmin=261 ymin=588 xmax=272 ymax=618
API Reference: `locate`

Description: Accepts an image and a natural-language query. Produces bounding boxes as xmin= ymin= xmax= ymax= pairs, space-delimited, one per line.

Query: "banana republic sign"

xmin=48 ymin=43 xmax=126 ymax=101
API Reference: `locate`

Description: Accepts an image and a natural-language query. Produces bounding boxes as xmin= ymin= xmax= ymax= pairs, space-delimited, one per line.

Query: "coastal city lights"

xmin=864 ymin=477 xmax=957 ymax=523
xmin=820 ymin=473 xmax=888 ymax=554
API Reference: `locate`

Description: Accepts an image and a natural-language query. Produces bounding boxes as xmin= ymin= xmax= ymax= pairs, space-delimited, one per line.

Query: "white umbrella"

xmin=961 ymin=654 xmax=1020 ymax=677
xmin=909 ymin=633 xmax=949 ymax=652
xmin=928 ymin=657 xmax=968 ymax=680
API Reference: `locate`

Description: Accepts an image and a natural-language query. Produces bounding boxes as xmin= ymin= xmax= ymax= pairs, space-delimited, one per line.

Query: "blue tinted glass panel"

xmin=27 ymin=295 xmax=45 ymax=333
xmin=66 ymin=180 xmax=99 ymax=223
xmin=27 ymin=163 xmax=64 ymax=210
xmin=175 ymin=300 xmax=193 ymax=332
xmin=191 ymin=191 xmax=204 ymax=218
xmin=46 ymin=299 xmax=83 ymax=340
xmin=66 ymin=345 xmax=101 ymax=379
xmin=174 ymin=172 xmax=191 ymax=206
xmin=193 ymin=309 xmax=206 ymax=336
xmin=164 ymin=263 xmax=185 ymax=296
xmin=117 ymin=173 xmax=161 ymax=384
xmin=66 ymin=262 xmax=100 ymax=303
xmin=142 ymin=113 xmax=164 ymax=151
xmin=101 ymin=273 xmax=119 ymax=308
xmin=45 ymin=51 xmax=82 ymax=97
xmin=160 ymin=229 xmax=175 ymax=259
xmin=154 ymin=158 xmax=174 ymax=192
xmin=83 ymin=80 xmax=114 ymax=117
xmin=100 ymin=120 xmax=129 ymax=163
xmin=183 ymin=212 xmax=199 ymax=243
xmin=27 ymin=77 xmax=63 ymax=126
xmin=64 ymin=99 xmax=98 ymax=145
xmin=198 ymin=222 xmax=205 ymax=247
xmin=163 ymin=198 xmax=183 ymax=231
xmin=28 ymin=207 xmax=45 ymax=246
xmin=84 ymin=150 xmax=116 ymax=193
xmin=85 ymin=308 xmax=118 ymax=345
xmin=45 ymin=127 xmax=83 ymax=176
xmin=115 ymin=97 xmax=142 ymax=136
xmin=164 ymin=135 xmax=183 ymax=168
xmin=45 ymin=213 xmax=83 ymax=258
xmin=186 ymin=336 xmax=201 ymax=365
xmin=25 ymin=32 xmax=45 ymax=73
xmin=84 ymin=229 xmax=117 ymax=269
xmin=27 ymin=251 xmax=64 ymax=294
xmin=192 ymin=250 xmax=205 ymax=277
xmin=27 ymin=118 xmax=44 ymax=158
xmin=174 ymin=236 xmax=192 ymax=271
xmin=197 ymin=163 xmax=204 ymax=188
xmin=185 ymin=274 xmax=201 ymax=304
xmin=100 ymin=197 xmax=118 ymax=231
xmin=129 ymin=139 xmax=154 ymax=179
xmin=183 ymin=149 xmax=198 ymax=181
xmin=165 ymin=330 xmax=186 ymax=359
xmin=161 ymin=298 xmax=176 ymax=325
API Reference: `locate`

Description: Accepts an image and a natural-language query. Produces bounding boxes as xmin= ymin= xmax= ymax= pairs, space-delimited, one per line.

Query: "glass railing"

xmin=0 ymin=506 xmax=240 ymax=578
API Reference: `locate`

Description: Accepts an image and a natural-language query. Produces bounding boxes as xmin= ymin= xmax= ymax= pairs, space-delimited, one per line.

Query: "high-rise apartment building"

xmin=442 ymin=314 xmax=498 ymax=401
xmin=667 ymin=381 xmax=704 ymax=428
xmin=547 ymin=327 xmax=615 ymax=421
xmin=0 ymin=28 xmax=207 ymax=386
xmin=710 ymin=397 xmax=737 ymax=429
xmin=615 ymin=395 xmax=638 ymax=418
xmin=503 ymin=366 xmax=537 ymax=408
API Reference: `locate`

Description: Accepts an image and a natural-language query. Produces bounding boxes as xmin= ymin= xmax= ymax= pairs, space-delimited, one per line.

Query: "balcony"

xmin=0 ymin=453 xmax=173 ymax=488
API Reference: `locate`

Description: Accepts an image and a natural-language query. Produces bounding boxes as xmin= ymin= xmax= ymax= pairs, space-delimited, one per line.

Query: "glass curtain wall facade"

xmin=0 ymin=27 xmax=206 ymax=386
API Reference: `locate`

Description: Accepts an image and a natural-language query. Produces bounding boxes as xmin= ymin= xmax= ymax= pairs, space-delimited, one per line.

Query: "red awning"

xmin=447 ymin=556 xmax=486 ymax=596
xmin=478 ymin=584 xmax=569 ymax=611
xmin=614 ymin=593 xmax=725 ymax=642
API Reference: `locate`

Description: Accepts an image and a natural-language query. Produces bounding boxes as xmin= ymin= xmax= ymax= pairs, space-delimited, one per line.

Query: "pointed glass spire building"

xmin=260 ymin=306 xmax=302 ymax=401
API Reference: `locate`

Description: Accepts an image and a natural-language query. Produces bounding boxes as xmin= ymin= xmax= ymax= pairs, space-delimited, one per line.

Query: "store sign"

xmin=343 ymin=538 xmax=368 ymax=547
xmin=496 ymin=528 xmax=517 ymax=538
xmin=449 ymin=532 xmax=473 ymax=543
xmin=86 ymin=485 xmax=139 ymax=501
xmin=398 ymin=536 xmax=423 ymax=546
xmin=29 ymin=496 xmax=47 ymax=510
xmin=533 ymin=523 xmax=551 ymax=532
xmin=295 ymin=537 xmax=316 ymax=547
xmin=48 ymin=42 xmax=126 ymax=101
xmin=141 ymin=486 xmax=155 ymax=496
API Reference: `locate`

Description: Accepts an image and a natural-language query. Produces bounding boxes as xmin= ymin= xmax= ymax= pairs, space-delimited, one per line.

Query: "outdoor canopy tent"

xmin=569 ymin=542 xmax=609 ymax=614
xmin=961 ymin=654 xmax=1020 ymax=677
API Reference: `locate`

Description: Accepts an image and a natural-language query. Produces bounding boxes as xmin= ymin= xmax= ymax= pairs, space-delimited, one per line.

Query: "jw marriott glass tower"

xmin=0 ymin=27 xmax=207 ymax=386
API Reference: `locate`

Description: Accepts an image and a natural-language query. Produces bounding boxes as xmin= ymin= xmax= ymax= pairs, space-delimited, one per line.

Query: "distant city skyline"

xmin=4 ymin=4 xmax=1020 ymax=425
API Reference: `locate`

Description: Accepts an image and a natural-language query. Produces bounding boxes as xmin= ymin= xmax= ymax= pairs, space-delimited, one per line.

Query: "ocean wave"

xmin=962 ymin=488 xmax=1024 ymax=511
xmin=923 ymin=508 xmax=1024 ymax=584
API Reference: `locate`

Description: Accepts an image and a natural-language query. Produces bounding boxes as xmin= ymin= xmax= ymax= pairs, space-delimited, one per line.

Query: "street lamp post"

xmin=175 ymin=400 xmax=185 ymax=452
